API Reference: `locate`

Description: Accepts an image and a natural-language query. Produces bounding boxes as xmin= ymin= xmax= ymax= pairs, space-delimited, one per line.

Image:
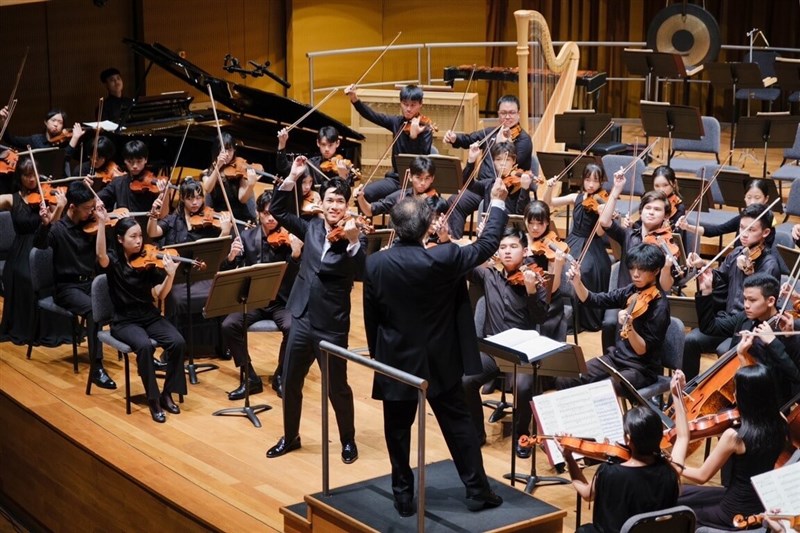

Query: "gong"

xmin=647 ymin=2 xmax=721 ymax=69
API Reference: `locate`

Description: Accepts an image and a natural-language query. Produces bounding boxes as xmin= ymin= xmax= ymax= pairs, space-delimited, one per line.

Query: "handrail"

xmin=319 ymin=340 xmax=429 ymax=532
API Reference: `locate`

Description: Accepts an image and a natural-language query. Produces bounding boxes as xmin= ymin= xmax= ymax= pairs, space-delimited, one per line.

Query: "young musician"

xmin=98 ymin=140 xmax=165 ymax=215
xmin=266 ymin=158 xmax=365 ymax=464
xmin=147 ymin=178 xmax=233 ymax=244
xmin=345 ymin=84 xmax=433 ymax=202
xmin=557 ymin=243 xmax=671 ymax=393
xmin=72 ymin=135 xmax=123 ymax=182
xmin=95 ymin=213 xmax=186 ymax=423
xmin=0 ymin=157 xmax=71 ymax=346
xmin=220 ymin=191 xmax=302 ymax=400
xmin=298 ymin=170 xmax=322 ymax=220
xmin=99 ymin=67 xmax=133 ymax=123
xmin=693 ymin=272 xmax=800 ymax=403
xmin=542 ymin=163 xmax=611 ymax=331
xmin=683 ymin=203 xmax=781 ymax=380
xmin=462 ymin=227 xmax=549 ymax=455
xmin=671 ymin=365 xmax=789 ymax=530
xmin=355 ymin=155 xmax=439 ymax=217
xmin=276 ymin=125 xmax=359 ymax=185
xmin=651 ymin=165 xmax=685 ymax=229
xmin=563 ymin=406 xmax=680 ymax=533
xmin=202 ymin=132 xmax=258 ymax=224
xmin=364 ymin=182 xmax=510 ymax=516
xmin=0 ymin=107 xmax=83 ymax=178
xmin=33 ymin=181 xmax=115 ymax=389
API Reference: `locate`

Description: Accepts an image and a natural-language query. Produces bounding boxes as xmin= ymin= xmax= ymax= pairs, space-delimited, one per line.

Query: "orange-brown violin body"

xmin=222 ymin=157 xmax=263 ymax=180
xmin=619 ymin=285 xmax=660 ymax=339
xmin=0 ymin=146 xmax=19 ymax=174
xmin=92 ymin=161 xmax=126 ymax=184
xmin=48 ymin=129 xmax=72 ymax=144
xmin=529 ymin=230 xmax=569 ymax=261
xmin=189 ymin=206 xmax=223 ymax=230
xmin=129 ymin=170 xmax=166 ymax=194
xmin=582 ymin=190 xmax=609 ymax=214
xmin=129 ymin=243 xmax=205 ymax=271
xmin=327 ymin=212 xmax=374 ymax=242
xmin=266 ymin=228 xmax=291 ymax=248
xmin=518 ymin=435 xmax=631 ymax=463
xmin=662 ymin=408 xmax=740 ymax=447
xmin=26 ymin=183 xmax=66 ymax=206
xmin=402 ymin=114 xmax=439 ymax=134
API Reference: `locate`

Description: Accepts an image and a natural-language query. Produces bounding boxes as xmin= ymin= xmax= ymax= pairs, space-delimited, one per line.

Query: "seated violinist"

xmin=95 ymin=209 xmax=186 ymax=423
xmin=72 ymin=135 xmax=124 ymax=188
xmin=202 ymin=132 xmax=258 ymax=225
xmin=220 ymin=191 xmax=302 ymax=400
xmin=693 ymin=272 xmax=800 ymax=404
xmin=276 ymin=126 xmax=359 ymax=186
xmin=683 ymin=203 xmax=781 ymax=380
xmin=297 ymin=169 xmax=322 ymax=220
xmin=552 ymin=243 xmax=671 ymax=395
xmin=355 ymin=155 xmax=440 ymax=217
xmin=562 ymin=406 xmax=680 ymax=533
xmin=98 ymin=140 xmax=167 ymax=217
xmin=651 ymin=165 xmax=685 ymax=231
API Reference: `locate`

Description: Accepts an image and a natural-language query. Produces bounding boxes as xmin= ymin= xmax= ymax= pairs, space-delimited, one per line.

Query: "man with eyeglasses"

xmin=442 ymin=95 xmax=533 ymax=237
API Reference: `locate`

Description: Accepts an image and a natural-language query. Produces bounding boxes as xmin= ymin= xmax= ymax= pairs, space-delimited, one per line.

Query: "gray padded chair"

xmin=735 ymin=50 xmax=781 ymax=112
xmin=772 ymin=125 xmax=800 ymax=194
xmin=669 ymin=116 xmax=722 ymax=174
xmin=775 ymin=178 xmax=800 ymax=240
xmin=27 ymin=247 xmax=82 ymax=373
xmin=620 ymin=505 xmax=696 ymax=533
xmin=601 ymin=154 xmax=645 ymax=216
xmin=0 ymin=211 xmax=14 ymax=295
xmin=636 ymin=317 xmax=685 ymax=407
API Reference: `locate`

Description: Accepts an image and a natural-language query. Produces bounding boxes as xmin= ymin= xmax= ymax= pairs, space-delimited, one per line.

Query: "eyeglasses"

xmin=498 ymin=110 xmax=519 ymax=117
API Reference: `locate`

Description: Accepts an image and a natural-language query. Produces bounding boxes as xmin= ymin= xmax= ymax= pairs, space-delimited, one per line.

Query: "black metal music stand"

xmin=623 ymin=49 xmax=700 ymax=103
xmin=706 ymin=62 xmax=771 ymax=151
xmin=164 ymin=236 xmax=231 ymax=384
xmin=775 ymin=58 xmax=800 ymax=113
xmin=735 ymin=113 xmax=800 ymax=178
xmin=715 ymin=169 xmax=782 ymax=214
xmin=396 ymin=153 xmax=463 ymax=195
xmin=640 ymin=101 xmax=704 ymax=161
xmin=204 ymin=261 xmax=286 ymax=427
xmin=554 ymin=111 xmax=614 ymax=153
xmin=363 ymin=229 xmax=393 ymax=255
xmin=478 ymin=336 xmax=586 ymax=493
xmin=537 ymin=152 xmax=601 ymax=235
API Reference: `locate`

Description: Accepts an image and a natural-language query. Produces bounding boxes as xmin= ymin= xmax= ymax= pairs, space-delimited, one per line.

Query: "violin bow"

xmin=89 ymin=98 xmax=104 ymax=177
xmin=361 ymin=127 xmax=405 ymax=187
xmin=476 ymin=123 xmax=504 ymax=148
xmin=684 ymin=196 xmax=781 ymax=285
xmin=352 ymin=32 xmax=402 ymax=89
xmin=387 ymin=168 xmax=412 ymax=245
xmin=304 ymin=158 xmax=331 ymax=183
xmin=441 ymin=145 xmax=492 ymax=225
xmin=158 ymin=122 xmax=192 ymax=211
xmin=0 ymin=47 xmax=29 ymax=141
xmin=552 ymin=121 xmax=615 ymax=183
xmin=206 ymin=84 xmax=241 ymax=240
xmin=447 ymin=65 xmax=476 ymax=134
xmin=691 ymin=167 xmax=704 ymax=261
xmin=682 ymin=151 xmax=734 ymax=216
xmin=776 ymin=250 xmax=800 ymax=320
xmin=24 ymin=145 xmax=47 ymax=209
xmin=283 ymin=88 xmax=338 ymax=135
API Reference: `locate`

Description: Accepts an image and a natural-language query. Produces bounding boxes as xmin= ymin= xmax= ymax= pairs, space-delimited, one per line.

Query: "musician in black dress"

xmin=202 ymin=132 xmax=258 ymax=224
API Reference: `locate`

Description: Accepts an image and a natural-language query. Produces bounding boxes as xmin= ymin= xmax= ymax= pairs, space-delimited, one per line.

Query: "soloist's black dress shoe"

xmin=393 ymin=498 xmax=415 ymax=517
xmin=160 ymin=393 xmax=180 ymax=414
xmin=466 ymin=490 xmax=503 ymax=511
xmin=148 ymin=400 xmax=166 ymax=423
xmin=91 ymin=367 xmax=117 ymax=390
xmin=341 ymin=440 xmax=358 ymax=464
xmin=266 ymin=436 xmax=301 ymax=458
xmin=228 ymin=378 xmax=263 ymax=401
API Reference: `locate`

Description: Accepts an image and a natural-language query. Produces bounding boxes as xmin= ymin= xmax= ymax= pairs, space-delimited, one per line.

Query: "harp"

xmin=514 ymin=10 xmax=580 ymax=153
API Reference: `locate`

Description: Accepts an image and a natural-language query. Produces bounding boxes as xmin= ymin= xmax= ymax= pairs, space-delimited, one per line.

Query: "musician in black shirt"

xmin=276 ymin=126 xmax=359 ymax=186
xmin=98 ymin=140 xmax=165 ymax=215
xmin=99 ymin=67 xmax=134 ymax=123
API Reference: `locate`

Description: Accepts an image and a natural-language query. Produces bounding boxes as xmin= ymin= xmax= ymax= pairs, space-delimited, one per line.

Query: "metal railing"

xmin=319 ymin=340 xmax=429 ymax=532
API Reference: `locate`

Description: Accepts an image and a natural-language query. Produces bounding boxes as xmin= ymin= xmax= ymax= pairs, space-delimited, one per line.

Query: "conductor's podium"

xmin=281 ymin=460 xmax=565 ymax=532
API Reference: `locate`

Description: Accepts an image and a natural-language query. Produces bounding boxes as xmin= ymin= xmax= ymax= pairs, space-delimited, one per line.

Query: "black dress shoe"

xmin=341 ymin=440 xmax=358 ymax=464
xmin=148 ymin=401 xmax=166 ymax=423
xmin=393 ymin=498 xmax=415 ymax=517
xmin=91 ymin=367 xmax=117 ymax=390
xmin=515 ymin=439 xmax=532 ymax=459
xmin=466 ymin=490 xmax=503 ymax=512
xmin=266 ymin=436 xmax=301 ymax=458
xmin=160 ymin=393 xmax=180 ymax=414
xmin=228 ymin=378 xmax=263 ymax=401
xmin=153 ymin=358 xmax=168 ymax=371
xmin=271 ymin=373 xmax=283 ymax=398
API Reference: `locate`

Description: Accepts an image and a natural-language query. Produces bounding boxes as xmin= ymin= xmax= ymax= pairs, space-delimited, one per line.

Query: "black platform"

xmin=288 ymin=460 xmax=564 ymax=532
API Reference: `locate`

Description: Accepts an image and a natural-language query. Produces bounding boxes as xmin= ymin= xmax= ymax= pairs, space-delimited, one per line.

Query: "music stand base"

xmin=502 ymin=472 xmax=570 ymax=492
xmin=212 ymin=404 xmax=272 ymax=428
xmin=186 ymin=362 xmax=219 ymax=385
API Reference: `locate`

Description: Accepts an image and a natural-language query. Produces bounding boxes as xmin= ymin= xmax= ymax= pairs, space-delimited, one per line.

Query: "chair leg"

xmin=26 ymin=304 xmax=40 ymax=360
xmin=124 ymin=351 xmax=131 ymax=415
xmin=71 ymin=316 xmax=79 ymax=374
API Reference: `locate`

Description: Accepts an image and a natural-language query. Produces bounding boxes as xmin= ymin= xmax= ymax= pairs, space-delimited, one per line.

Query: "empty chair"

xmin=669 ymin=116 xmax=722 ymax=174
xmin=735 ymin=50 xmax=781 ymax=113
xmin=772 ymin=125 xmax=800 ymax=194
xmin=775 ymin=178 xmax=800 ymax=240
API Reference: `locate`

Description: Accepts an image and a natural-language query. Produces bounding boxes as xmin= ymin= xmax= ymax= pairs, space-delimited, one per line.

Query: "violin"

xmin=48 ymin=129 xmax=72 ymax=144
xmin=581 ymin=190 xmax=609 ymax=214
xmin=402 ymin=114 xmax=439 ymax=134
xmin=643 ymin=226 xmax=683 ymax=275
xmin=129 ymin=170 xmax=168 ymax=194
xmin=319 ymin=155 xmax=363 ymax=181
xmin=776 ymin=399 xmax=800 ymax=467
xmin=0 ymin=145 xmax=18 ymax=174
xmin=501 ymin=167 xmax=530 ymax=194
xmin=661 ymin=408 xmax=740 ymax=447
xmin=737 ymin=243 xmax=765 ymax=276
xmin=529 ymin=230 xmax=570 ymax=261
xmin=668 ymin=193 xmax=682 ymax=214
xmin=620 ymin=285 xmax=661 ymax=339
xmin=505 ymin=123 xmax=522 ymax=141
xmin=221 ymin=157 xmax=269 ymax=181
xmin=327 ymin=212 xmax=375 ymax=242
xmin=187 ymin=206 xmax=251 ymax=231
xmin=129 ymin=243 xmax=206 ymax=271
xmin=518 ymin=434 xmax=631 ymax=464
xmin=83 ymin=208 xmax=150 ymax=234
xmin=301 ymin=191 xmax=323 ymax=216
xmin=25 ymin=183 xmax=66 ymax=206
xmin=266 ymin=228 xmax=291 ymax=248
xmin=506 ymin=264 xmax=547 ymax=287
xmin=90 ymin=161 xmax=126 ymax=184
xmin=732 ymin=513 xmax=800 ymax=530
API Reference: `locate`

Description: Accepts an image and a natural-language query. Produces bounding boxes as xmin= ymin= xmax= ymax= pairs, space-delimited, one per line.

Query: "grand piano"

xmin=112 ymin=39 xmax=364 ymax=175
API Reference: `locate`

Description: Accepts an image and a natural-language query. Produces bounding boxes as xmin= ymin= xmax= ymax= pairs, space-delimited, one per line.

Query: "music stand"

xmin=775 ymin=58 xmax=800 ymax=111
xmin=164 ymin=236 xmax=231 ymax=384
xmin=623 ymin=49 xmax=700 ymax=103
xmin=204 ymin=261 xmax=286 ymax=427
xmin=640 ymin=101 xmax=704 ymax=160
xmin=554 ymin=111 xmax=614 ymax=152
xmin=667 ymin=295 xmax=699 ymax=329
xmin=735 ymin=114 xmax=800 ymax=178
xmin=537 ymin=152 xmax=600 ymax=235
xmin=715 ymin=169 xmax=782 ymax=214
xmin=706 ymin=62 xmax=772 ymax=151
xmin=478 ymin=336 xmax=586 ymax=493
xmin=596 ymin=358 xmax=675 ymax=430
xmin=363 ymin=229 xmax=393 ymax=255
xmin=396 ymin=153 xmax=463 ymax=195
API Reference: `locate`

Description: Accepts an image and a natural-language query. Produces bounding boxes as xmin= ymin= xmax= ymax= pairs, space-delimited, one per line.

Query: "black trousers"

xmin=55 ymin=281 xmax=101 ymax=362
xmin=362 ymin=175 xmax=400 ymax=203
xmin=554 ymin=354 xmax=653 ymax=397
xmin=445 ymin=189 xmax=482 ymax=240
xmin=683 ymin=328 xmax=730 ymax=380
xmin=221 ymin=303 xmax=292 ymax=375
xmin=383 ymin=383 xmax=491 ymax=502
xmin=112 ymin=314 xmax=187 ymax=402
xmin=280 ymin=314 xmax=355 ymax=444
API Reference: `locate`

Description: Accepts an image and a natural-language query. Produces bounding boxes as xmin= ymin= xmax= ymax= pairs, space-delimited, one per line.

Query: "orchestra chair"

xmin=88 ymin=274 xmax=182 ymax=412
xmin=600 ymin=154 xmax=645 ymax=216
xmin=669 ymin=116 xmax=722 ymax=174
xmin=620 ymin=506 xmax=696 ymax=533
xmin=774 ymin=178 xmax=800 ymax=242
xmin=771 ymin=125 xmax=800 ymax=196
xmin=636 ymin=317 xmax=685 ymax=409
xmin=27 ymin=247 xmax=82 ymax=373
xmin=735 ymin=50 xmax=781 ymax=114
xmin=0 ymin=211 xmax=14 ymax=295
xmin=681 ymin=163 xmax=741 ymax=253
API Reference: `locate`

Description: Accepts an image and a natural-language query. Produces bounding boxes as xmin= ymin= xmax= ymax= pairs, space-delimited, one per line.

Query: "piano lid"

xmin=124 ymin=39 xmax=364 ymax=141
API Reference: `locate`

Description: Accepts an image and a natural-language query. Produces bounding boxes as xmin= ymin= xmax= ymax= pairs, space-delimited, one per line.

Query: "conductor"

xmin=363 ymin=178 xmax=509 ymax=517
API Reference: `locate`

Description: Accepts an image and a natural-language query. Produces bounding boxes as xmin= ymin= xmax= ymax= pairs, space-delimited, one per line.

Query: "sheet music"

xmin=484 ymin=328 xmax=567 ymax=363
xmin=82 ymin=120 xmax=119 ymax=131
xmin=531 ymin=380 xmax=625 ymax=465
xmin=750 ymin=460 xmax=800 ymax=514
